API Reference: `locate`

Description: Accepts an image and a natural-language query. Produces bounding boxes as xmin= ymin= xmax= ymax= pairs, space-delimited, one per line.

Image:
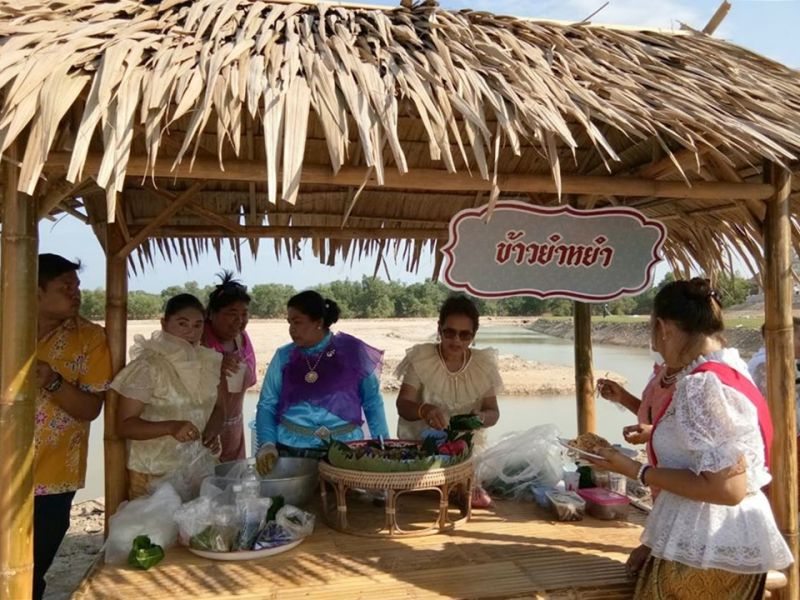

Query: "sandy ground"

xmin=44 ymin=316 xmax=625 ymax=598
xmin=122 ymin=316 xmax=613 ymax=396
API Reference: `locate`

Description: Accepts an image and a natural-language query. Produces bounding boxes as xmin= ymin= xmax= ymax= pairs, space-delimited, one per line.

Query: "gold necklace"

xmin=303 ymin=346 xmax=335 ymax=383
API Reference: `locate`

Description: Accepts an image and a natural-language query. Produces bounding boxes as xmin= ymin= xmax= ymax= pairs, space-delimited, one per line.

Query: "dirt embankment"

xmin=527 ymin=318 xmax=763 ymax=359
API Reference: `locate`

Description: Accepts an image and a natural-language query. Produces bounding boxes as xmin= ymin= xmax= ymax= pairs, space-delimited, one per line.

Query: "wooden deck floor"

xmin=74 ymin=495 xmax=646 ymax=599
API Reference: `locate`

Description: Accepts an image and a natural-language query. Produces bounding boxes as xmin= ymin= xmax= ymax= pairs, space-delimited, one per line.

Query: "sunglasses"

xmin=441 ymin=327 xmax=475 ymax=342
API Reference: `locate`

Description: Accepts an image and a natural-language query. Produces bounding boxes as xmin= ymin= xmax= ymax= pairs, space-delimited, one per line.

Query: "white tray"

xmin=187 ymin=538 xmax=303 ymax=561
xmin=557 ymin=437 xmax=603 ymax=460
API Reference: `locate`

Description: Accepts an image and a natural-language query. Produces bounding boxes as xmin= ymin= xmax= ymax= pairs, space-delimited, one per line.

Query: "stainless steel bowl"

xmin=211 ymin=457 xmax=319 ymax=506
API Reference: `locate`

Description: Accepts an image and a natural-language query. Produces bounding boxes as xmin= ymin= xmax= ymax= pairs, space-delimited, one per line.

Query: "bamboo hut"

xmin=1 ymin=0 xmax=799 ymax=597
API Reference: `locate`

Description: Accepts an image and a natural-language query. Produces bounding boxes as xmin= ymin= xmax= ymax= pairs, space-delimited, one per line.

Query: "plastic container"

xmin=530 ymin=484 xmax=556 ymax=509
xmin=545 ymin=490 xmax=585 ymax=521
xmin=577 ymin=487 xmax=630 ymax=520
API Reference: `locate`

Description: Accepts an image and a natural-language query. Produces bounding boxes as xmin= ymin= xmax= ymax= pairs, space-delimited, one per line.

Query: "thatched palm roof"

xmin=1 ymin=0 xmax=799 ymax=276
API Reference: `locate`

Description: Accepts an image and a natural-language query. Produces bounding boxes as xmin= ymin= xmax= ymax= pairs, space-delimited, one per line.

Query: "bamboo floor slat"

xmin=73 ymin=494 xmax=647 ymax=600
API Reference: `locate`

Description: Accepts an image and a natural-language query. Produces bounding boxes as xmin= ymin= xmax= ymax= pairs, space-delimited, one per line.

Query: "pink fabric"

xmin=637 ymin=363 xmax=675 ymax=425
xmin=202 ymin=323 xmax=257 ymax=461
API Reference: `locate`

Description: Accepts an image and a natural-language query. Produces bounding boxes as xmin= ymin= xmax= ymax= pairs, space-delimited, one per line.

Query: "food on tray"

xmin=569 ymin=432 xmax=613 ymax=454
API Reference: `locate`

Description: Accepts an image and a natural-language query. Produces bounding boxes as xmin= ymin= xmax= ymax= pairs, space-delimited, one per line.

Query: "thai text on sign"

xmin=441 ymin=202 xmax=666 ymax=301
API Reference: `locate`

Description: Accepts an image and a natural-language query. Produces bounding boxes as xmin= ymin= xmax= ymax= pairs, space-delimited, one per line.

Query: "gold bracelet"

xmin=417 ymin=403 xmax=428 ymax=421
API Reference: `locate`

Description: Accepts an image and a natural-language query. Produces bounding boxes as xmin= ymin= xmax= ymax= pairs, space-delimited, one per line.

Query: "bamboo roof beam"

xmin=702 ymin=1 xmax=732 ymax=35
xmin=45 ymin=154 xmax=775 ymax=201
xmin=130 ymin=225 xmax=447 ymax=240
xmin=37 ymin=177 xmax=90 ymax=220
xmin=115 ymin=182 xmax=205 ymax=258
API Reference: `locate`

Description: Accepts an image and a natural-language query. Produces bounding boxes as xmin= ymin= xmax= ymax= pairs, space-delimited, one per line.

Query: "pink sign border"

xmin=441 ymin=201 xmax=667 ymax=301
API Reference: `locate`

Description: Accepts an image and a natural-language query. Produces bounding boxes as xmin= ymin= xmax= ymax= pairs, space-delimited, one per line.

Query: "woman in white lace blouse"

xmin=112 ymin=294 xmax=222 ymax=498
xmin=395 ymin=295 xmax=502 ymax=508
xmin=589 ymin=278 xmax=792 ymax=599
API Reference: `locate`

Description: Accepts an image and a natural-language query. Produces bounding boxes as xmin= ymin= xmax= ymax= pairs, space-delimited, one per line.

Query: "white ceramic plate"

xmin=187 ymin=538 xmax=303 ymax=561
xmin=557 ymin=437 xmax=604 ymax=460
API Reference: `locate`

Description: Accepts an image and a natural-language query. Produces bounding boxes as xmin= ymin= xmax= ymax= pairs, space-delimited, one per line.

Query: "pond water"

xmin=75 ymin=324 xmax=654 ymax=502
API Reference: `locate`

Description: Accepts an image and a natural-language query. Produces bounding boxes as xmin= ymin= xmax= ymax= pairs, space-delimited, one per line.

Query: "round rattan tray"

xmin=318 ymin=457 xmax=474 ymax=537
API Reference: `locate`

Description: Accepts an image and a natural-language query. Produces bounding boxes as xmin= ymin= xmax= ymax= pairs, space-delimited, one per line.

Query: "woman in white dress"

xmin=589 ymin=278 xmax=792 ymax=599
xmin=395 ymin=295 xmax=502 ymax=508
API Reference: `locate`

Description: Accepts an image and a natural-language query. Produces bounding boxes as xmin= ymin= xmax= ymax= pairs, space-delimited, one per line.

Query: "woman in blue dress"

xmin=255 ymin=290 xmax=390 ymax=473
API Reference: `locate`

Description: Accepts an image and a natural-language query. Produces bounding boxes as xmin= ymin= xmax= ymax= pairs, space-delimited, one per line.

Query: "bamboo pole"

xmin=763 ymin=162 xmax=797 ymax=600
xmin=0 ymin=145 xmax=38 ymax=599
xmin=44 ymin=153 xmax=776 ymax=201
xmin=104 ymin=222 xmax=128 ymax=527
xmin=574 ymin=301 xmax=595 ymax=434
xmin=128 ymin=225 xmax=447 ymax=240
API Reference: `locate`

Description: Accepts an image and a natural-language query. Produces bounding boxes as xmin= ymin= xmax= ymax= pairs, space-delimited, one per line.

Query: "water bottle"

xmin=242 ymin=457 xmax=260 ymax=499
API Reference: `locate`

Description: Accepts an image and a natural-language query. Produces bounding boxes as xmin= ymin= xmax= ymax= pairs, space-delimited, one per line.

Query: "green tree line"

xmin=78 ymin=273 xmax=756 ymax=321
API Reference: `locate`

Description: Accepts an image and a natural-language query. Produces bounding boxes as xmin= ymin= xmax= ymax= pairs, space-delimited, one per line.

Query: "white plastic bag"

xmin=149 ymin=442 xmax=217 ymax=501
xmin=476 ymin=424 xmax=564 ymax=500
xmin=173 ymin=496 xmax=215 ymax=546
xmin=275 ymin=505 xmax=315 ymax=540
xmin=105 ymin=483 xmax=182 ymax=565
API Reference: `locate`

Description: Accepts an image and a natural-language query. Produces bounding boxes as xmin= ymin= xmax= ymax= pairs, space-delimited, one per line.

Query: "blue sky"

xmin=37 ymin=0 xmax=800 ymax=292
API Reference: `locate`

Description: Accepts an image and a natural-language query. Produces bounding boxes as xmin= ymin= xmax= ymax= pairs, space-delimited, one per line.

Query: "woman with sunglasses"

xmin=395 ymin=294 xmax=502 ymax=508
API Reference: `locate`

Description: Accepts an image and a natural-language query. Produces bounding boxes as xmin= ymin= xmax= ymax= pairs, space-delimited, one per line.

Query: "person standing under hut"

xmin=587 ymin=278 xmax=792 ymax=600
xmin=255 ymin=290 xmax=390 ymax=472
xmin=33 ymin=254 xmax=112 ymax=600
xmin=113 ymin=294 xmax=222 ymax=498
xmin=395 ymin=294 xmax=501 ymax=509
xmin=201 ymin=271 xmax=257 ymax=462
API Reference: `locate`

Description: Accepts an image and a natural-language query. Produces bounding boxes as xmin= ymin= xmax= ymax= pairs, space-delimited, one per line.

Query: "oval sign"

xmin=441 ymin=201 xmax=666 ymax=301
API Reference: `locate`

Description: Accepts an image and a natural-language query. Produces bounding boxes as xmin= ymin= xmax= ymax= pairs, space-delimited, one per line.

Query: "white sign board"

xmin=441 ymin=201 xmax=666 ymax=301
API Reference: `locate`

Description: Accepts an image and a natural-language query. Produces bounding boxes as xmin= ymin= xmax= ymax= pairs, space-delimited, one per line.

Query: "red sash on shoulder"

xmin=647 ymin=361 xmax=773 ymax=470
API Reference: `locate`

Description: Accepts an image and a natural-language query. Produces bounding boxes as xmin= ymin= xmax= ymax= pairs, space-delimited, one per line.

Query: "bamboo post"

xmin=763 ymin=163 xmax=797 ymax=600
xmin=103 ymin=222 xmax=128 ymax=527
xmin=0 ymin=146 xmax=38 ymax=599
xmin=574 ymin=301 xmax=595 ymax=434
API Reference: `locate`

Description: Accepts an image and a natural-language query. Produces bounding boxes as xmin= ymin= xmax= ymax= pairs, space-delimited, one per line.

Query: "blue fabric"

xmin=256 ymin=333 xmax=389 ymax=449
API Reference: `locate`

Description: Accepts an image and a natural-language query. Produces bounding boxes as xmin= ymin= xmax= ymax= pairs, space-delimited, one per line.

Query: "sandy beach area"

xmin=122 ymin=315 xmax=614 ymax=396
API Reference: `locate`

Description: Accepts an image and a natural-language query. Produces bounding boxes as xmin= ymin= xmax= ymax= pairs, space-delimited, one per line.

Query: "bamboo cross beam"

xmin=127 ymin=225 xmax=448 ymax=240
xmin=44 ymin=154 xmax=775 ymax=202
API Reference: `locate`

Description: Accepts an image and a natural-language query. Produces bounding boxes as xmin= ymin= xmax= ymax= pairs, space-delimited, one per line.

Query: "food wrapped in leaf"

xmin=128 ymin=535 xmax=165 ymax=570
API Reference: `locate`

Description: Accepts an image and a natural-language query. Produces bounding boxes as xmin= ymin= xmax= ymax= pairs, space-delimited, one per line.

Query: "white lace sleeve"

xmin=110 ymin=357 xmax=156 ymax=403
xmin=675 ymin=372 xmax=759 ymax=474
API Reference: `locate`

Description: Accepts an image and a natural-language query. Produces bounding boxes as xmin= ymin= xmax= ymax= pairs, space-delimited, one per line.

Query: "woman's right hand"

xmin=220 ymin=352 xmax=241 ymax=377
xmin=169 ymin=420 xmax=200 ymax=443
xmin=623 ymin=423 xmax=653 ymax=445
xmin=420 ymin=404 xmax=448 ymax=430
xmin=256 ymin=443 xmax=279 ymax=475
xmin=625 ymin=544 xmax=651 ymax=578
xmin=597 ymin=378 xmax=626 ymax=403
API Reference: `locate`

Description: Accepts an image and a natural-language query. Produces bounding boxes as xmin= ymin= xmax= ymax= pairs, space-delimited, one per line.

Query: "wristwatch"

xmin=43 ymin=372 xmax=63 ymax=393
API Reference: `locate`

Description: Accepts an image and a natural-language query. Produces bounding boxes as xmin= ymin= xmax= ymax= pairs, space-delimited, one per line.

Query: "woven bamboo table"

xmin=318 ymin=457 xmax=474 ymax=537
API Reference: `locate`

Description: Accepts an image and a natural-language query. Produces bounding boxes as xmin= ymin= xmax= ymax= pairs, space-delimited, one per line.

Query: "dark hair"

xmin=653 ymin=278 xmax=724 ymax=336
xmin=287 ymin=290 xmax=340 ymax=329
xmin=438 ymin=294 xmax=480 ymax=333
xmin=164 ymin=294 xmax=205 ymax=318
xmin=38 ymin=254 xmax=80 ymax=289
xmin=207 ymin=270 xmax=251 ymax=316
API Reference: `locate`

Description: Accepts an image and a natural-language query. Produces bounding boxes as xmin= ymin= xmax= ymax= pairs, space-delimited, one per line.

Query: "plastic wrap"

xmin=275 ymin=505 xmax=315 ymax=540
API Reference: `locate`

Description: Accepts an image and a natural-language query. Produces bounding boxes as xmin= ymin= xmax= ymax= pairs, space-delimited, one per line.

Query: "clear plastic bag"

xmin=275 ymin=505 xmax=315 ymax=540
xmin=235 ymin=497 xmax=272 ymax=550
xmin=476 ymin=424 xmax=564 ymax=500
xmin=105 ymin=483 xmax=182 ymax=565
xmin=149 ymin=442 xmax=217 ymax=502
xmin=174 ymin=496 xmax=215 ymax=546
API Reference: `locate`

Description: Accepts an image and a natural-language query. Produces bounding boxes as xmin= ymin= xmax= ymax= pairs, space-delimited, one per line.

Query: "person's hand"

xmin=170 ymin=420 xmax=201 ymax=443
xmin=623 ymin=423 xmax=653 ymax=445
xmin=220 ymin=352 xmax=241 ymax=378
xmin=626 ymin=544 xmax=651 ymax=578
xmin=597 ymin=378 xmax=626 ymax=404
xmin=203 ymin=411 xmax=224 ymax=446
xmin=204 ymin=435 xmax=221 ymax=455
xmin=585 ymin=446 xmax=640 ymax=479
xmin=420 ymin=404 xmax=448 ymax=430
xmin=256 ymin=443 xmax=279 ymax=475
xmin=36 ymin=360 xmax=57 ymax=388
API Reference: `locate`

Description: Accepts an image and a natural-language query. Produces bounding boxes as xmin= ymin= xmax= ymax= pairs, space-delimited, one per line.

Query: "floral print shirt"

xmin=35 ymin=317 xmax=111 ymax=496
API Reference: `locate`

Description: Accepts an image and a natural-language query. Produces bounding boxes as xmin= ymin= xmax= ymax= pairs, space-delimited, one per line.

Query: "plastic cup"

xmin=563 ymin=470 xmax=580 ymax=492
xmin=608 ymin=472 xmax=627 ymax=496
xmin=226 ymin=361 xmax=247 ymax=393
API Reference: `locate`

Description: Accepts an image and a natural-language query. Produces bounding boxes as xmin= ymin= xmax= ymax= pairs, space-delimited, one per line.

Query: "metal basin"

xmin=211 ymin=457 xmax=319 ymax=506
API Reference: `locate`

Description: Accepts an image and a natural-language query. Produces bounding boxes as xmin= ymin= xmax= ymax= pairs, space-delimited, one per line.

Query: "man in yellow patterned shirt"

xmin=34 ymin=254 xmax=111 ymax=600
